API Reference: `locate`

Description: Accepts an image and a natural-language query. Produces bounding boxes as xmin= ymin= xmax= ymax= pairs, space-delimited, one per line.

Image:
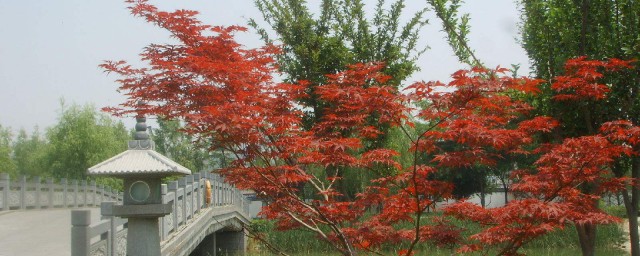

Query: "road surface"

xmin=0 ymin=208 xmax=101 ymax=256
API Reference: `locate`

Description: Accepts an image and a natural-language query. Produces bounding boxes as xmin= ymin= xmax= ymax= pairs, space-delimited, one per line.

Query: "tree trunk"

xmin=576 ymin=223 xmax=597 ymax=256
xmin=502 ymin=182 xmax=509 ymax=205
xmin=623 ymin=156 xmax=640 ymax=256
xmin=479 ymin=180 xmax=486 ymax=208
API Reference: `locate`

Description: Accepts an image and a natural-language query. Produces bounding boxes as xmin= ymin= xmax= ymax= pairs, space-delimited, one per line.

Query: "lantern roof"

xmin=87 ymin=115 xmax=191 ymax=177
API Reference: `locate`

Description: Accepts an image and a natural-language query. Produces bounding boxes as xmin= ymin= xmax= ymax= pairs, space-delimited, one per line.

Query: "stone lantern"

xmin=88 ymin=116 xmax=191 ymax=255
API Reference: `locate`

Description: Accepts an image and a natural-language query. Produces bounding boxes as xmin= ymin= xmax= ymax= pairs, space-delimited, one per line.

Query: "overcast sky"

xmin=0 ymin=0 xmax=530 ymax=132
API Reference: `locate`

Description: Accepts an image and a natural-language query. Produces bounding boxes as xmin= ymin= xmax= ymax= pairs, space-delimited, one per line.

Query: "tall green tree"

xmin=251 ymin=0 xmax=428 ymax=199
xmin=13 ymin=127 xmax=48 ymax=177
xmin=45 ymin=102 xmax=129 ymax=180
xmin=0 ymin=125 xmax=16 ymax=177
xmin=250 ymin=0 xmax=427 ymax=129
xmin=519 ymin=1 xmax=640 ymax=255
xmin=151 ymin=117 xmax=212 ymax=172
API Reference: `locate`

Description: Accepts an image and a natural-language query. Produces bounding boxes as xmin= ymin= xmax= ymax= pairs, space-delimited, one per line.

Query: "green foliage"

xmin=426 ymin=0 xmax=480 ymax=67
xmin=525 ymin=223 xmax=625 ymax=249
xmin=151 ymin=117 xmax=212 ymax=172
xmin=250 ymin=0 xmax=427 ymax=127
xmin=249 ymin=219 xmax=340 ymax=254
xmin=249 ymin=213 xmax=625 ymax=254
xmin=13 ymin=128 xmax=48 ymax=177
xmin=250 ymin=0 xmax=429 ymax=200
xmin=519 ymin=0 xmax=640 ymax=133
xmin=603 ymin=204 xmax=628 ymax=218
xmin=45 ymin=102 xmax=128 ymax=180
xmin=0 ymin=125 xmax=16 ymax=177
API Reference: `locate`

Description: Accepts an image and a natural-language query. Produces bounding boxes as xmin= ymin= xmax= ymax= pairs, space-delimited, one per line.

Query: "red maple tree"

xmin=103 ymin=1 xmax=637 ymax=255
xmin=443 ymin=58 xmax=637 ymax=256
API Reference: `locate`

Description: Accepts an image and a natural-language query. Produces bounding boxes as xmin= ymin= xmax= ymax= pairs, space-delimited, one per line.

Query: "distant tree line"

xmin=0 ymin=101 xmax=213 ymax=190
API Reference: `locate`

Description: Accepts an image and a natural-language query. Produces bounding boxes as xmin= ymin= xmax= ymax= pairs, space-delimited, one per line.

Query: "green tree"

xmin=251 ymin=0 xmax=428 ymax=199
xmin=13 ymin=127 xmax=48 ymax=177
xmin=45 ymin=102 xmax=129 ymax=181
xmin=250 ymin=0 xmax=427 ymax=129
xmin=0 ymin=125 xmax=16 ymax=177
xmin=519 ymin=1 xmax=640 ymax=255
xmin=151 ymin=117 xmax=212 ymax=172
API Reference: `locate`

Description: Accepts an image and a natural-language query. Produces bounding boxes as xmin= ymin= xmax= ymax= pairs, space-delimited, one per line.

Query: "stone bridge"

xmin=0 ymin=172 xmax=254 ymax=256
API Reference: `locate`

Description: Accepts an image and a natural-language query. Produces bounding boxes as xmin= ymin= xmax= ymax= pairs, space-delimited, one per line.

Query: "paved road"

xmin=0 ymin=208 xmax=101 ymax=256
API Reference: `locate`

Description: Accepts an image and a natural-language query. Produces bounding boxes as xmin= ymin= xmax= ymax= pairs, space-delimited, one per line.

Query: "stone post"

xmin=73 ymin=180 xmax=79 ymax=208
xmin=62 ymin=178 xmax=68 ymax=207
xmin=90 ymin=181 xmax=97 ymax=206
xmin=97 ymin=184 xmax=104 ymax=204
xmin=47 ymin=178 xmax=54 ymax=209
xmin=71 ymin=210 xmax=92 ymax=256
xmin=193 ymin=173 xmax=201 ymax=211
xmin=161 ymin=184 xmax=168 ymax=240
xmin=19 ymin=175 xmax=26 ymax=210
xmin=0 ymin=173 xmax=9 ymax=211
xmin=168 ymin=181 xmax=179 ymax=230
xmin=179 ymin=177 xmax=187 ymax=221
xmin=81 ymin=180 xmax=87 ymax=207
xmin=187 ymin=175 xmax=195 ymax=216
xmin=34 ymin=176 xmax=41 ymax=209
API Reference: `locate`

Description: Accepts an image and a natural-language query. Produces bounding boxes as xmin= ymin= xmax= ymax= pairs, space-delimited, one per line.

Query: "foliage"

xmin=426 ymin=0 xmax=479 ymax=66
xmin=0 ymin=125 xmax=16 ymax=177
xmin=152 ymin=117 xmax=211 ymax=172
xmin=13 ymin=128 xmax=48 ymax=177
xmin=250 ymin=1 xmax=427 ymax=197
xmin=443 ymin=58 xmax=637 ymax=256
xmin=45 ymin=102 xmax=129 ymax=180
xmin=250 ymin=0 xmax=427 ymax=117
xmin=519 ymin=2 xmax=640 ymax=254
xmin=103 ymin=1 xmax=638 ymax=255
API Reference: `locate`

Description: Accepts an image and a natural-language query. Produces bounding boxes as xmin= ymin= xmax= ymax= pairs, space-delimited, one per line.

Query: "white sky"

xmin=0 ymin=0 xmax=530 ymax=132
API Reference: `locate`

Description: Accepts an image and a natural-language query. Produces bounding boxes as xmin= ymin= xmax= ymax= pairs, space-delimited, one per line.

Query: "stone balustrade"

xmin=0 ymin=173 xmax=121 ymax=211
xmin=72 ymin=171 xmax=250 ymax=256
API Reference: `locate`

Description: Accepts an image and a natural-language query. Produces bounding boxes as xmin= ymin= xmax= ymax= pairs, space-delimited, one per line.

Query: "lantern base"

xmin=102 ymin=203 xmax=172 ymax=218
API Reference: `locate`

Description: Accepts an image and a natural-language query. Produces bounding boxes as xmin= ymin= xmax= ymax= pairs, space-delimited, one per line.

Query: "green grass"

xmin=248 ymin=214 xmax=626 ymax=255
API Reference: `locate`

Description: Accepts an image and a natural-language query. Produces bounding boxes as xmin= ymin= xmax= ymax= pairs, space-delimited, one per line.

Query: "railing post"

xmin=97 ymin=184 xmax=104 ymax=205
xmin=47 ymin=177 xmax=54 ymax=209
xmin=224 ymin=182 xmax=231 ymax=205
xmin=110 ymin=214 xmax=117 ymax=256
xmin=178 ymin=177 xmax=187 ymax=221
xmin=107 ymin=187 xmax=113 ymax=201
xmin=34 ymin=176 xmax=41 ymax=209
xmin=71 ymin=210 xmax=92 ymax=256
xmin=187 ymin=174 xmax=195 ymax=216
xmin=168 ymin=180 xmax=179 ymax=231
xmin=216 ymin=175 xmax=222 ymax=206
xmin=19 ymin=175 xmax=26 ymax=210
xmin=213 ymin=175 xmax=218 ymax=206
xmin=81 ymin=180 xmax=87 ymax=207
xmin=101 ymin=201 xmax=117 ymax=256
xmin=194 ymin=173 xmax=201 ymax=211
xmin=73 ymin=180 xmax=79 ymax=208
xmin=105 ymin=187 xmax=112 ymax=202
xmin=62 ymin=178 xmax=68 ymax=208
xmin=0 ymin=173 xmax=9 ymax=211
xmin=161 ymin=184 xmax=168 ymax=241
xmin=90 ymin=181 xmax=97 ymax=206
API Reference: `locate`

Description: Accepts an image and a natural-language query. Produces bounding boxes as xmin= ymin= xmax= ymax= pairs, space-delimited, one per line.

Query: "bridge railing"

xmin=75 ymin=171 xmax=250 ymax=256
xmin=0 ymin=173 xmax=121 ymax=211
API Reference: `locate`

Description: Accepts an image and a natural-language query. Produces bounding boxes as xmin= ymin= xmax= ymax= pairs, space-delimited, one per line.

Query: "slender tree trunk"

xmin=623 ymin=157 xmax=640 ymax=256
xmin=576 ymin=223 xmax=597 ymax=256
xmin=480 ymin=179 xmax=486 ymax=208
xmin=502 ymin=181 xmax=509 ymax=205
